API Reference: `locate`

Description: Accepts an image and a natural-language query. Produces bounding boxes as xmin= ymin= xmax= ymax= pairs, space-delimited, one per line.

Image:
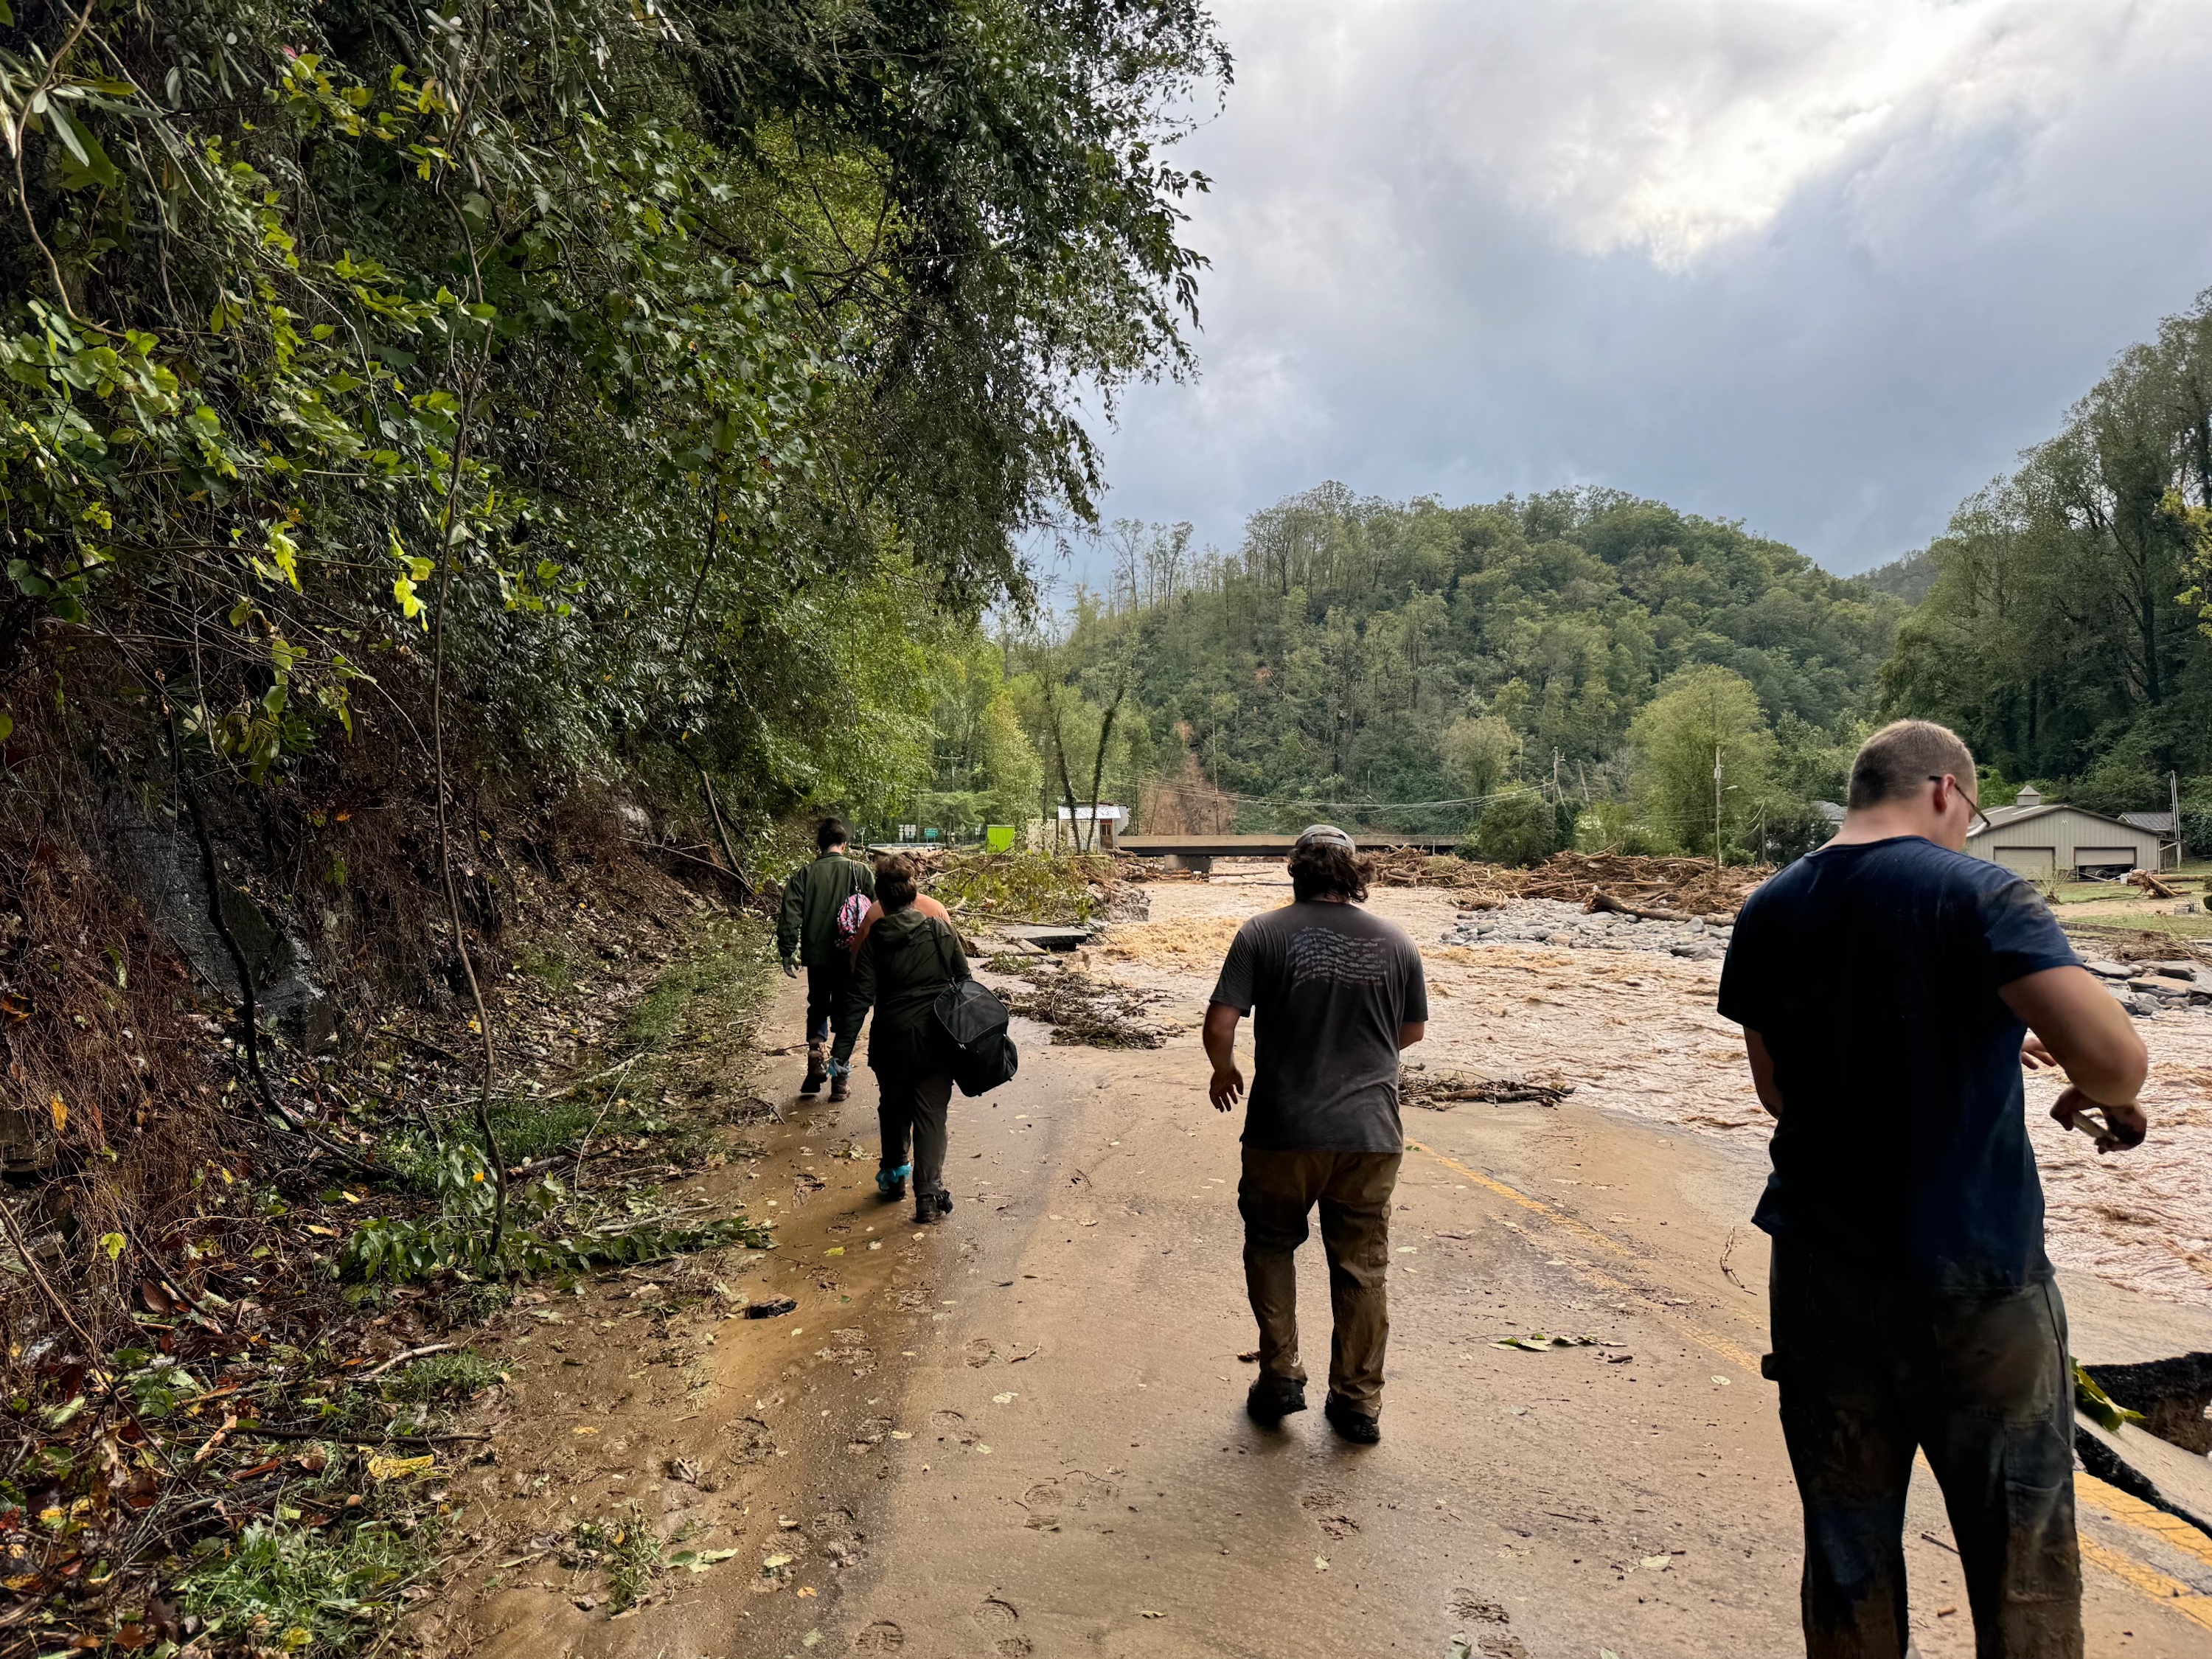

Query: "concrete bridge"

xmin=1116 ymin=832 xmax=1459 ymax=872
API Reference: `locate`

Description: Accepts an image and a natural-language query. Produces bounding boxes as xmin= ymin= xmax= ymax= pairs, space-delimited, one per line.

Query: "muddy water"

xmin=1114 ymin=866 xmax=2212 ymax=1312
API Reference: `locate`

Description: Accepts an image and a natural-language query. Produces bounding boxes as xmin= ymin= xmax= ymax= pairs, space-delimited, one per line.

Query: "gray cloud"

xmin=1079 ymin=0 xmax=2212 ymax=576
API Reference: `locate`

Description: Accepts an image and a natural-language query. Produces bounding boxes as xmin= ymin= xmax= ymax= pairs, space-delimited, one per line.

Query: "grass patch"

xmin=487 ymin=1090 xmax=603 ymax=1164
xmin=383 ymin=1349 xmax=505 ymax=1402
xmin=182 ymin=1519 xmax=425 ymax=1652
xmin=623 ymin=919 xmax=776 ymax=1051
xmin=566 ymin=1503 xmax=667 ymax=1612
xmin=2068 ymin=911 xmax=2212 ymax=942
xmin=512 ymin=941 xmax=582 ymax=991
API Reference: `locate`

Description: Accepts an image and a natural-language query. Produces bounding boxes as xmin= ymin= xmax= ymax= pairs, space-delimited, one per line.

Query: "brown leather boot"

xmin=800 ymin=1041 xmax=826 ymax=1096
xmin=828 ymin=1065 xmax=850 ymax=1103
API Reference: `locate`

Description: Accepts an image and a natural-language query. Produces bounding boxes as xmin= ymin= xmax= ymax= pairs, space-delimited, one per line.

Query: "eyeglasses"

xmin=1930 ymin=775 xmax=1992 ymax=835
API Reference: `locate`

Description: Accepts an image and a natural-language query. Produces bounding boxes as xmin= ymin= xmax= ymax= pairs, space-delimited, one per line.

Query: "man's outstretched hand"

xmin=1208 ymin=1064 xmax=1244 ymax=1113
xmin=2051 ymin=1086 xmax=2146 ymax=1153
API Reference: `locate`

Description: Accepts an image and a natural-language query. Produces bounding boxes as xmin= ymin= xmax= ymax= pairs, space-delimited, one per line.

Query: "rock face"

xmin=105 ymin=794 xmax=336 ymax=1048
xmin=1439 ymin=897 xmax=1731 ymax=961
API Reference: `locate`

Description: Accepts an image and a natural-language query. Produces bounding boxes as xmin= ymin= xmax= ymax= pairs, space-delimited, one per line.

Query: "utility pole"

xmin=2172 ymin=769 xmax=2185 ymax=870
xmin=1714 ymin=744 xmax=1725 ymax=867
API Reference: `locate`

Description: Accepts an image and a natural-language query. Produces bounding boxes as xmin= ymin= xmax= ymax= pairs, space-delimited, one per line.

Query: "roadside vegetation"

xmin=0 ymin=0 xmax=1225 ymax=1649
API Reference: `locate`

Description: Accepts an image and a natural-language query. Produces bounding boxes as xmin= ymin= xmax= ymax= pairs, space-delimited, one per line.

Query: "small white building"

xmin=1054 ymin=803 xmax=1127 ymax=851
xmin=1965 ymin=786 xmax=2164 ymax=878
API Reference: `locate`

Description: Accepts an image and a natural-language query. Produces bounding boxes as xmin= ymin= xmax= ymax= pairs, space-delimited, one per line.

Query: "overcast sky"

xmin=1071 ymin=0 xmax=2212 ymax=580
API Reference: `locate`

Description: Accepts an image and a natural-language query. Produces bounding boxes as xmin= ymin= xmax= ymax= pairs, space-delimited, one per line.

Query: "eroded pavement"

xmin=421 ymin=866 xmax=2212 ymax=1658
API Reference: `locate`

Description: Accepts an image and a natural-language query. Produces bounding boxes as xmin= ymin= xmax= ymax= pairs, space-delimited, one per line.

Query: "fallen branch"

xmin=1585 ymin=891 xmax=1695 ymax=923
xmin=2129 ymin=868 xmax=2180 ymax=900
xmin=359 ymin=1341 xmax=460 ymax=1382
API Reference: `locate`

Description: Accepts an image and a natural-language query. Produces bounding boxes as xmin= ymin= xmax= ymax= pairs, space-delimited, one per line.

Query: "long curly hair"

xmin=1288 ymin=841 xmax=1372 ymax=902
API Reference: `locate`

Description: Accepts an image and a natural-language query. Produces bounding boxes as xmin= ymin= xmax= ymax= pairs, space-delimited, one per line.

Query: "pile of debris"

xmin=1366 ymin=846 xmax=1520 ymax=896
xmin=1440 ymin=897 xmax=1731 ymax=960
xmin=921 ymin=849 xmax=1144 ymax=925
xmin=1520 ymin=852 xmax=1770 ymax=920
xmin=1400 ymin=1067 xmax=1575 ymax=1109
xmin=992 ymin=961 xmax=1169 ymax=1048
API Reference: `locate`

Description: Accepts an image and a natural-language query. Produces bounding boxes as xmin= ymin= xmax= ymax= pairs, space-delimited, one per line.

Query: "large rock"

xmin=105 ymin=794 xmax=335 ymax=1049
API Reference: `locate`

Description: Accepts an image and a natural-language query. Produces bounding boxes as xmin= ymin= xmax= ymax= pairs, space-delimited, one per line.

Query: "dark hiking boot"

xmin=1245 ymin=1377 xmax=1307 ymax=1426
xmin=1324 ymin=1396 xmax=1380 ymax=1444
xmin=876 ymin=1162 xmax=911 ymax=1200
xmin=800 ymin=1042 xmax=826 ymax=1096
xmin=828 ymin=1066 xmax=850 ymax=1103
xmin=913 ymin=1190 xmax=953 ymax=1225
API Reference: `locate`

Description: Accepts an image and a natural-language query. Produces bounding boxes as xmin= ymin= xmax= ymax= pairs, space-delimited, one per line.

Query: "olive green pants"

xmin=1237 ymin=1147 xmax=1401 ymax=1417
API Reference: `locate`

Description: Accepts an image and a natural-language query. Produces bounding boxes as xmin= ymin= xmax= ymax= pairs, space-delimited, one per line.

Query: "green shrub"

xmin=1573 ymin=801 xmax=1670 ymax=856
xmin=1464 ymin=793 xmax=1559 ymax=867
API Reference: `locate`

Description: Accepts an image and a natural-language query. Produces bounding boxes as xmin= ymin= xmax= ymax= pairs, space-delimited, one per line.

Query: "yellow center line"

xmin=2077 ymin=1530 xmax=2212 ymax=1630
xmin=2079 ymin=1472 xmax=2212 ymax=1577
xmin=1408 ymin=1138 xmax=1763 ymax=1372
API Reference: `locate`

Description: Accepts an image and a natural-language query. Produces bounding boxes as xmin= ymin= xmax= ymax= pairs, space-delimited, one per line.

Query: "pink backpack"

xmin=835 ymin=891 xmax=872 ymax=948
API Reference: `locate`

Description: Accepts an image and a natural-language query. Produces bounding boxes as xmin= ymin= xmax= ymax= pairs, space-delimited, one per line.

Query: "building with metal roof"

xmin=1964 ymin=786 xmax=2166 ymax=877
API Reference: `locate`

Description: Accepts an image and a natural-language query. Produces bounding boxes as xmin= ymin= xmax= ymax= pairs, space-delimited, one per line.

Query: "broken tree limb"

xmin=1584 ymin=890 xmax=1695 ymax=923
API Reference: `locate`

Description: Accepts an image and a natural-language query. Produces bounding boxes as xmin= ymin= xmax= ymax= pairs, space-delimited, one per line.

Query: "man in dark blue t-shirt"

xmin=1719 ymin=719 xmax=2147 ymax=1659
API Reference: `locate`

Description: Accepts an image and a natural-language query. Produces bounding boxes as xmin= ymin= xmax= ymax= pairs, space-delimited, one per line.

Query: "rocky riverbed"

xmin=1438 ymin=896 xmax=1731 ymax=959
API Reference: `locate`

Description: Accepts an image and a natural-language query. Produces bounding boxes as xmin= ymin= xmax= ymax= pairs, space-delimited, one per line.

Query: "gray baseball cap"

xmin=1295 ymin=823 xmax=1355 ymax=850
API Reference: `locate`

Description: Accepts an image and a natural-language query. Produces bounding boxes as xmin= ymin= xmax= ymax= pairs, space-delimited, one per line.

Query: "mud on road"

xmin=419 ymin=863 xmax=2212 ymax=1658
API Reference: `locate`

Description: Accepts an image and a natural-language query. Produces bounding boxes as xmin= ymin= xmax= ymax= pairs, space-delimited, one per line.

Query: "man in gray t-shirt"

xmin=1203 ymin=826 xmax=1428 ymax=1443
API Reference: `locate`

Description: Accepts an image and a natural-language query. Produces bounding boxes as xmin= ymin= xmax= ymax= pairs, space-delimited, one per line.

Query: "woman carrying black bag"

xmin=843 ymin=855 xmax=969 ymax=1224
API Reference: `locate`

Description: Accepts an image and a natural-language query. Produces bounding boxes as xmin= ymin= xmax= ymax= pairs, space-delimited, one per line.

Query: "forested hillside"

xmin=1882 ymin=290 xmax=2212 ymax=826
xmin=1026 ymin=485 xmax=1905 ymax=854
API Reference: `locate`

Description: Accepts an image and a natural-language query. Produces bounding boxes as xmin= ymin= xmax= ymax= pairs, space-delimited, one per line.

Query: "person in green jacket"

xmin=844 ymin=855 xmax=969 ymax=1222
xmin=776 ymin=818 xmax=876 ymax=1100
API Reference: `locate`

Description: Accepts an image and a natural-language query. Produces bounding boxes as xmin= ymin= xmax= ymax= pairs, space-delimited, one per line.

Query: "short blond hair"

xmin=1847 ymin=720 xmax=1976 ymax=810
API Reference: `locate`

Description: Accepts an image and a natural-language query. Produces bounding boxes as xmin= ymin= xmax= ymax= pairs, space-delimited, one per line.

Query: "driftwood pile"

xmin=1401 ymin=1068 xmax=1576 ymax=1110
xmin=1365 ymin=846 xmax=1517 ymax=894
xmin=1519 ymin=852 xmax=1770 ymax=921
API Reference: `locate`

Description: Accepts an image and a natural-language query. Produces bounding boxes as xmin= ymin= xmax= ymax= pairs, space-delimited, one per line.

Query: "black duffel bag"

xmin=933 ymin=976 xmax=1019 ymax=1097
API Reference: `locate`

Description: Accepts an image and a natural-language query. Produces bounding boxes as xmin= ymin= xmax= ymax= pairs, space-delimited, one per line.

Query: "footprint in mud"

xmin=1021 ymin=1470 xmax=1116 ymax=1528
xmin=1447 ymin=1590 xmax=1509 ymax=1624
xmin=852 ymin=1621 xmax=905 ymax=1652
xmin=974 ymin=1595 xmax=1030 ymax=1658
xmin=964 ymin=1337 xmax=1001 ymax=1367
xmin=1313 ymin=1513 xmax=1360 ymax=1540
xmin=1473 ymin=1639 xmax=1527 ymax=1659
xmin=1298 ymin=1489 xmax=1340 ymax=1512
xmin=930 ymin=1408 xmax=977 ymax=1446
xmin=807 ymin=1506 xmax=857 ymax=1540
xmin=846 ymin=1417 xmax=894 ymax=1453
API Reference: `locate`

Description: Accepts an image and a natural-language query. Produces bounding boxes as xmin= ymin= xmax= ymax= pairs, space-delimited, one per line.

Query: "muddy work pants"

xmin=873 ymin=1065 xmax=951 ymax=1199
xmin=804 ymin=953 xmax=860 ymax=1068
xmin=1768 ymin=1245 xmax=2080 ymax=1659
xmin=1237 ymin=1147 xmax=1400 ymax=1419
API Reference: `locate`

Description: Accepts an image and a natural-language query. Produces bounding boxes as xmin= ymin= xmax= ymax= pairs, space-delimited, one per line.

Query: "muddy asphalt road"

xmin=430 ymin=869 xmax=2212 ymax=1659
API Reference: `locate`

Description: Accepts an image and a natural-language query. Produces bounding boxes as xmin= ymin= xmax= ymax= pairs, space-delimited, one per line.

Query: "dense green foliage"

xmin=0 ymin=0 xmax=1228 ymax=818
xmin=1884 ymin=291 xmax=2212 ymax=816
xmin=1043 ymin=484 xmax=1903 ymax=846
